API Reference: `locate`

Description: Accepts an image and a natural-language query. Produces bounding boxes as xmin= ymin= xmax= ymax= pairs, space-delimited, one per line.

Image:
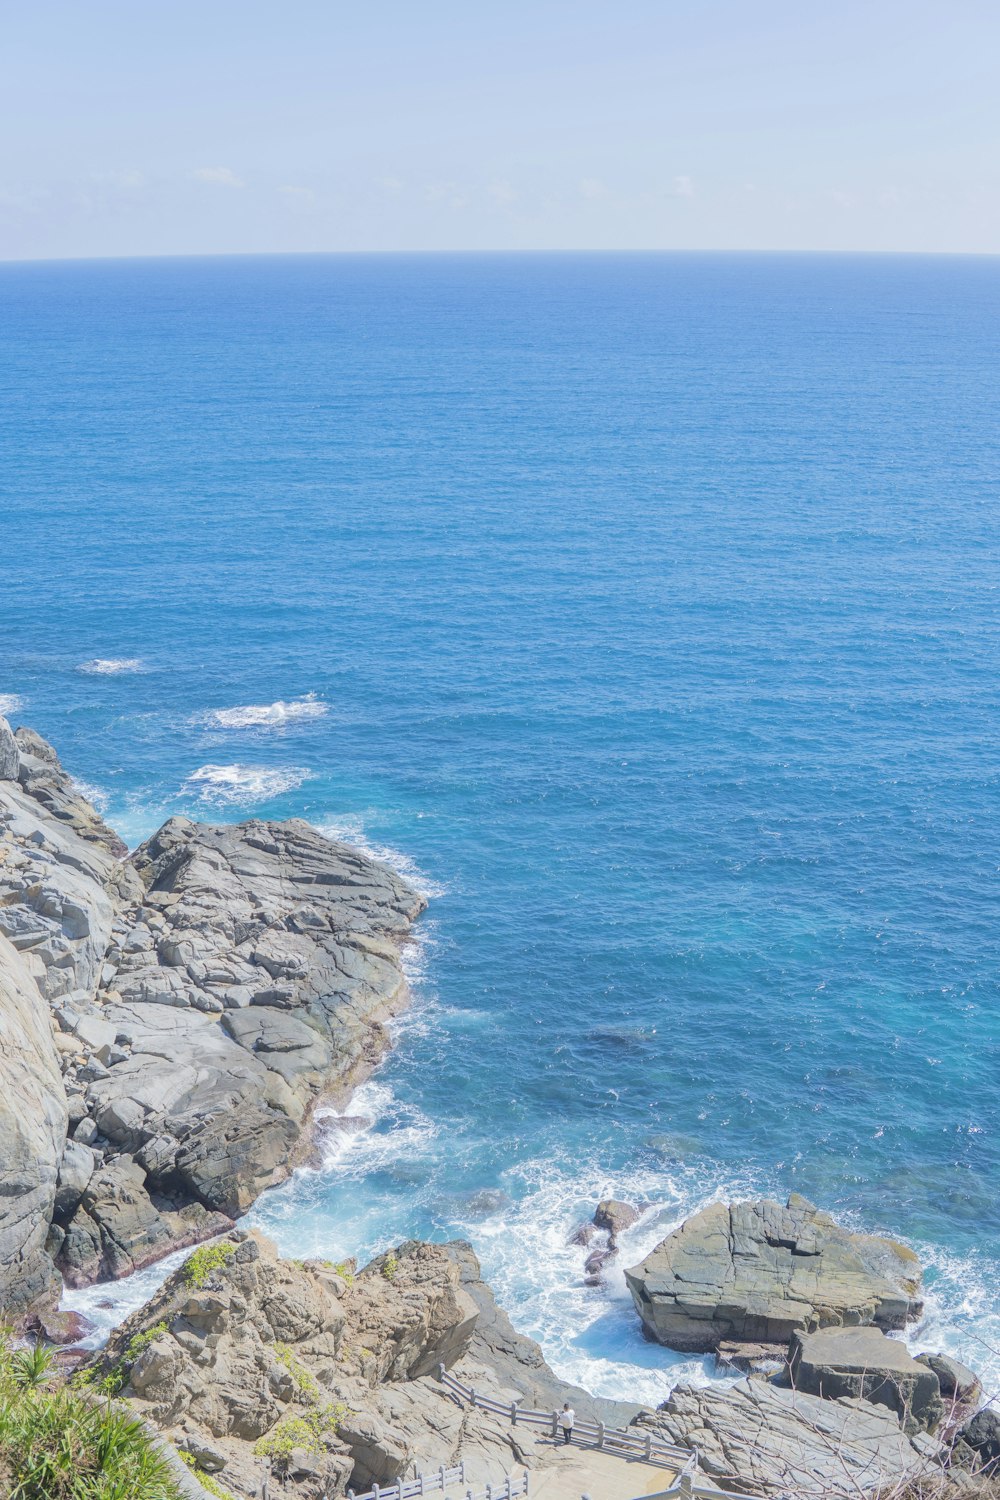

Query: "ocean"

xmin=2 ymin=250 xmax=998 ymax=1403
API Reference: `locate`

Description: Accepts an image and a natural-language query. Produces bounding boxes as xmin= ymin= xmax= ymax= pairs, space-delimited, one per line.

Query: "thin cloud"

xmin=579 ymin=177 xmax=607 ymax=199
xmin=488 ymin=179 xmax=517 ymax=206
xmin=193 ymin=166 xmax=244 ymax=187
xmin=671 ymin=175 xmax=695 ymax=198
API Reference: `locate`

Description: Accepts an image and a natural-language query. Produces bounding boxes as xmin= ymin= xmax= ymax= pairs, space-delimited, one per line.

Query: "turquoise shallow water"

xmin=3 ymin=252 xmax=999 ymax=1400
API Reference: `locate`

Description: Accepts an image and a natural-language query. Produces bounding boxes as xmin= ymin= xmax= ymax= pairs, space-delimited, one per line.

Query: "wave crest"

xmin=182 ymin=763 xmax=314 ymax=806
xmin=0 ymin=693 xmax=23 ymax=718
xmin=200 ymin=694 xmax=328 ymax=730
xmin=317 ymin=817 xmax=447 ymax=899
xmin=78 ymin=658 xmax=145 ymax=675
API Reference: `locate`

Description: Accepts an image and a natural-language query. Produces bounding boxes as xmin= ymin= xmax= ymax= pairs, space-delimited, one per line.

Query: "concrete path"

xmin=525 ymin=1442 xmax=678 ymax=1500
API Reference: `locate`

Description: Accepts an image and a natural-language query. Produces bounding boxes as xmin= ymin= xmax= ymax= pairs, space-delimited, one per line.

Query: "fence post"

xmin=510 ymin=1401 xmax=518 ymax=1426
xmin=679 ymin=1472 xmax=692 ymax=1498
xmin=597 ymin=1421 xmax=605 ymax=1449
xmin=460 ymin=1462 xmax=466 ymax=1485
xmin=439 ymin=1467 xmax=447 ymax=1495
xmin=644 ymin=1433 xmax=652 ymax=1461
xmin=419 ymin=1474 xmax=425 ymax=1496
xmin=470 ymin=1388 xmax=477 ymax=1409
xmin=551 ymin=1411 xmax=558 ymax=1439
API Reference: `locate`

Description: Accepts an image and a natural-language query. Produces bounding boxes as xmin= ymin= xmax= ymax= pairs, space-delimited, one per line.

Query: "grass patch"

xmin=0 ymin=1333 xmax=182 ymax=1499
xmin=381 ymin=1253 xmax=398 ymax=1281
xmin=182 ymin=1242 xmax=236 ymax=1289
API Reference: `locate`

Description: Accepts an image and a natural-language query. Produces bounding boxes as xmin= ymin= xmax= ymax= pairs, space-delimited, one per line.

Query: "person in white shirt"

xmin=559 ymin=1404 xmax=575 ymax=1444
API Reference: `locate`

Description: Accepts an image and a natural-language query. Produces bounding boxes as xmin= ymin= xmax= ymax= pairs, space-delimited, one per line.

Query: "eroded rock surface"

xmin=0 ymin=715 xmax=424 ymax=1317
xmin=625 ymin=1194 xmax=923 ymax=1353
xmin=95 ymin=1231 xmax=636 ymax=1500
xmin=637 ymin=1378 xmax=945 ymax=1497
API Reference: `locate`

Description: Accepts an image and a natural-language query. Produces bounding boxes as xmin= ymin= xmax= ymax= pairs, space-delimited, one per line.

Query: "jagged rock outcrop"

xmin=788 ymin=1326 xmax=944 ymax=1435
xmin=625 ymin=1195 xmax=923 ymax=1353
xmin=0 ymin=715 xmax=425 ymax=1319
xmin=637 ymin=1378 xmax=945 ymax=1497
xmin=93 ymin=1230 xmax=631 ymax=1500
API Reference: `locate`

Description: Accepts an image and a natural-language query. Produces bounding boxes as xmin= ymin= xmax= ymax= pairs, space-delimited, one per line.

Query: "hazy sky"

xmin=2 ymin=0 xmax=998 ymax=260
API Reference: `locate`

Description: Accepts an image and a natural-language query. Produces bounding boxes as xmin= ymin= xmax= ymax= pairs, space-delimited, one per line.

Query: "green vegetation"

xmin=273 ymin=1343 xmax=320 ymax=1400
xmin=126 ymin=1323 xmax=169 ymax=1364
xmin=332 ymin=1260 xmax=355 ymax=1285
xmin=381 ymin=1253 xmax=398 ymax=1281
xmin=181 ymin=1242 xmax=236 ymax=1289
xmin=178 ymin=1449 xmax=236 ymax=1499
xmin=0 ymin=1333 xmax=182 ymax=1499
xmin=252 ymin=1401 xmax=346 ymax=1461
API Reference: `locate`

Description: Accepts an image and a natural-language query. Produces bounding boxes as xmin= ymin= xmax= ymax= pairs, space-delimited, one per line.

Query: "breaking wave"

xmin=199 ymin=694 xmax=328 ymax=729
xmin=0 ymin=692 xmax=23 ymax=717
xmin=317 ymin=816 xmax=448 ymax=899
xmin=77 ymin=658 xmax=146 ymax=675
xmin=181 ymin=763 xmax=314 ymax=806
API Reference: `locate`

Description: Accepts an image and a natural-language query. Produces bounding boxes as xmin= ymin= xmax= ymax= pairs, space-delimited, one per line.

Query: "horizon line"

xmin=2 ymin=245 xmax=999 ymax=269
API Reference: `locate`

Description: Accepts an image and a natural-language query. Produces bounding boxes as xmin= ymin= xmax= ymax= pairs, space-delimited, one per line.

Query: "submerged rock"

xmin=624 ymin=1195 xmax=923 ymax=1353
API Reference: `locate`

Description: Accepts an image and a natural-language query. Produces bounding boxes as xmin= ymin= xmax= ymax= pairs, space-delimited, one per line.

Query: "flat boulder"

xmin=789 ymin=1325 xmax=944 ymax=1434
xmin=624 ymin=1195 xmax=922 ymax=1352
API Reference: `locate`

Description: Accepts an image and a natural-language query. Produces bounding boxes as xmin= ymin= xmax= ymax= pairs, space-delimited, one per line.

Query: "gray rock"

xmin=0 ymin=929 xmax=68 ymax=1317
xmin=640 ymin=1377 xmax=945 ymax=1497
xmin=593 ymin=1198 xmax=640 ymax=1238
xmin=789 ymin=1325 xmax=945 ymax=1434
xmin=961 ymin=1408 xmax=1000 ymax=1469
xmin=0 ymin=717 xmax=427 ymax=1316
xmin=625 ymin=1195 xmax=923 ymax=1352
xmin=916 ymin=1352 xmax=982 ymax=1406
xmin=53 ymin=1138 xmax=96 ymax=1219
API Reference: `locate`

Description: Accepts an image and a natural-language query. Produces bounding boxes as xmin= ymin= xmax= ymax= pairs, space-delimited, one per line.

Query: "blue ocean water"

xmin=2 ymin=252 xmax=999 ymax=1401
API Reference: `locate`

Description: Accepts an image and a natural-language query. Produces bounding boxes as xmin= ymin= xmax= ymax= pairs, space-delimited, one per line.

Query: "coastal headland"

xmin=0 ymin=713 xmax=995 ymax=1498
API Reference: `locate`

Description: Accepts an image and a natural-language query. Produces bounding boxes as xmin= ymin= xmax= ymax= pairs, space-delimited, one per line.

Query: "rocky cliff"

xmin=0 ymin=714 xmax=424 ymax=1321
xmin=90 ymin=1229 xmax=639 ymax=1500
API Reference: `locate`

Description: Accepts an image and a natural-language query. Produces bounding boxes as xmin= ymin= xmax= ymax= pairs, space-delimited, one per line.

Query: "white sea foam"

xmin=455 ymin=1159 xmax=764 ymax=1404
xmin=200 ymin=694 xmax=328 ymax=730
xmin=182 ymin=763 xmax=314 ymax=806
xmin=0 ymin=692 xmax=23 ymax=718
xmin=77 ymin=658 xmax=146 ymax=675
xmin=70 ymin=777 xmax=110 ymax=813
xmin=317 ymin=816 xmax=448 ymax=899
xmin=59 ymin=1245 xmax=191 ymax=1350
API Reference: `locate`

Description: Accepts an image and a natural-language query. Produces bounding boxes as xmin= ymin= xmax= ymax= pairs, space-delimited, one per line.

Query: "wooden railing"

xmin=347 ymin=1465 xmax=529 ymax=1500
xmin=435 ymin=1365 xmax=692 ymax=1469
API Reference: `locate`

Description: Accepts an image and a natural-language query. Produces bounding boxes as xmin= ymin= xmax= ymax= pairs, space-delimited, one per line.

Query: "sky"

xmin=1 ymin=0 xmax=998 ymax=260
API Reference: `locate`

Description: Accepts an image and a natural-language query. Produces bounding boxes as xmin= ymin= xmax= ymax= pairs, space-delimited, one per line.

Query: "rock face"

xmin=0 ymin=931 xmax=68 ymax=1317
xmin=961 ymin=1408 xmax=1000 ymax=1471
xmin=916 ymin=1352 xmax=982 ymax=1408
xmin=788 ymin=1326 xmax=944 ymax=1435
xmin=0 ymin=715 xmax=425 ymax=1318
xmin=625 ymin=1195 xmax=923 ymax=1353
xmin=97 ymin=1231 xmax=635 ymax=1500
xmin=638 ymin=1378 xmax=945 ymax=1498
